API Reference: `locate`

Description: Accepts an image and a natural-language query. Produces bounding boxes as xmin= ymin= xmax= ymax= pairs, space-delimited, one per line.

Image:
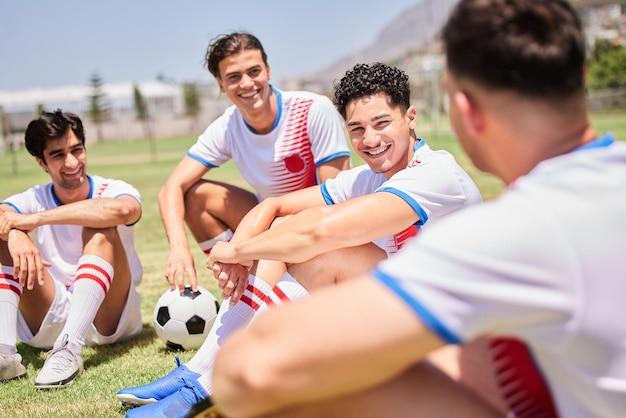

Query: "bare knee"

xmin=82 ymin=226 xmax=117 ymax=247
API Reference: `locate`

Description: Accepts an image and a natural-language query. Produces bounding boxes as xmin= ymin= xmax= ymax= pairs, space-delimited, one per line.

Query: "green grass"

xmin=0 ymin=111 xmax=623 ymax=417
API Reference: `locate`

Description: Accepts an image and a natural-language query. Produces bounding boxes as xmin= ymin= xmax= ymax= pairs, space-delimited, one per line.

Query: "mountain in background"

xmin=300 ymin=0 xmax=458 ymax=85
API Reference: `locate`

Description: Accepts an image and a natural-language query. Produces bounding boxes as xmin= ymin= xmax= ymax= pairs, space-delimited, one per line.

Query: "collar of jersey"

xmin=243 ymin=85 xmax=282 ymax=134
xmin=412 ymin=138 xmax=426 ymax=152
xmin=50 ymin=175 xmax=94 ymax=206
xmin=574 ymin=133 xmax=614 ymax=152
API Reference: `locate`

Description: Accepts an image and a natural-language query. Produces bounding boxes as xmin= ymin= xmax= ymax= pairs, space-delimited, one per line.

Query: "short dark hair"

xmin=333 ymin=63 xmax=410 ymax=119
xmin=204 ymin=32 xmax=268 ymax=78
xmin=442 ymin=0 xmax=585 ymax=98
xmin=24 ymin=110 xmax=86 ymax=160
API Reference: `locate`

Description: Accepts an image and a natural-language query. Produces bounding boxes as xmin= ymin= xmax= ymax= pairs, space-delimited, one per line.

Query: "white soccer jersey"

xmin=374 ymin=135 xmax=626 ymax=417
xmin=2 ymin=175 xmax=143 ymax=288
xmin=321 ymin=139 xmax=482 ymax=254
xmin=187 ymin=87 xmax=350 ymax=199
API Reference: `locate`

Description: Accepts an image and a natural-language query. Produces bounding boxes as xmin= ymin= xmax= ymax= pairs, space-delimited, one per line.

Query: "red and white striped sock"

xmin=198 ymin=229 xmax=234 ymax=255
xmin=0 ymin=266 xmax=21 ymax=351
xmin=55 ymin=255 xmax=113 ymax=354
xmin=192 ymin=273 xmax=309 ymax=394
xmin=254 ymin=272 xmax=309 ymax=318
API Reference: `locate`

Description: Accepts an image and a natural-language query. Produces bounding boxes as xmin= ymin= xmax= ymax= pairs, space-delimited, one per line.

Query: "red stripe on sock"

xmin=272 ymin=285 xmax=289 ymax=302
xmin=0 ymin=273 xmax=17 ymax=282
xmin=240 ymin=294 xmax=260 ymax=311
xmin=245 ymin=284 xmax=274 ymax=306
xmin=0 ymin=283 xmax=21 ymax=297
xmin=78 ymin=263 xmax=111 ymax=283
xmin=75 ymin=273 xmax=108 ymax=293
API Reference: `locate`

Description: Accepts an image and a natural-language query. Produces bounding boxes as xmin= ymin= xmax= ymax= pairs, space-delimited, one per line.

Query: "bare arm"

xmin=212 ymin=275 xmax=444 ymax=417
xmin=158 ymin=156 xmax=209 ymax=290
xmin=1 ymin=196 xmax=141 ymax=231
xmin=229 ymin=186 xmax=327 ymax=244
xmin=211 ymin=192 xmax=419 ymax=265
xmin=315 ymin=156 xmax=350 ymax=183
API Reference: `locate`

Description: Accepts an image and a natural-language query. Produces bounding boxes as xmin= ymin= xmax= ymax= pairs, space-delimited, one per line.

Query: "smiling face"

xmin=217 ymin=49 xmax=272 ymax=114
xmin=38 ymin=129 xmax=87 ymax=191
xmin=345 ymin=92 xmax=416 ymax=178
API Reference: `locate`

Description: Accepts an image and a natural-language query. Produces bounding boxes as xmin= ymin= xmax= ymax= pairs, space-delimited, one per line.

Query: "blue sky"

xmin=0 ymin=0 xmax=418 ymax=90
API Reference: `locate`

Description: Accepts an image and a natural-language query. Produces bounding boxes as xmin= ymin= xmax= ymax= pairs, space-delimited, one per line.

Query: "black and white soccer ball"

xmin=153 ymin=286 xmax=220 ymax=350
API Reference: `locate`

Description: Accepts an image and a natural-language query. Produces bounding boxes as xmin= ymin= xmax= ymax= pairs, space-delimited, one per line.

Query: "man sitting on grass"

xmin=119 ymin=63 xmax=482 ymax=417
xmin=204 ymin=1 xmax=626 ymax=417
xmin=0 ymin=110 xmax=143 ymax=389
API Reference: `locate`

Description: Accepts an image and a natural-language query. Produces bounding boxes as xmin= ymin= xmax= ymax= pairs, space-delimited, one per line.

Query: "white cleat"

xmin=0 ymin=352 xmax=26 ymax=382
xmin=34 ymin=337 xmax=83 ymax=389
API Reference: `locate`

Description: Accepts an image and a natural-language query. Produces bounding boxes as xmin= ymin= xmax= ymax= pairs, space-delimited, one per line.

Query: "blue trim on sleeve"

xmin=376 ymin=187 xmax=429 ymax=226
xmin=320 ymin=182 xmax=335 ymax=205
xmin=186 ymin=151 xmax=218 ymax=169
xmin=87 ymin=176 xmax=94 ymax=199
xmin=1 ymin=201 xmax=22 ymax=214
xmin=243 ymin=86 xmax=283 ymax=133
xmin=315 ymin=151 xmax=351 ymax=166
xmin=372 ymin=268 xmax=462 ymax=345
xmin=50 ymin=184 xmax=62 ymax=207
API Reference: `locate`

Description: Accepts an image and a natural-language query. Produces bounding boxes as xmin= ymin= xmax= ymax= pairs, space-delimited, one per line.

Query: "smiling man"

xmin=118 ymin=63 xmax=481 ymax=418
xmin=0 ymin=110 xmax=142 ymax=388
xmin=157 ymin=32 xmax=350 ymax=295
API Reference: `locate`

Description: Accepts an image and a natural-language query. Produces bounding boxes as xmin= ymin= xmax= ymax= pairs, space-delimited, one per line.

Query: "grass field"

xmin=0 ymin=111 xmax=624 ymax=417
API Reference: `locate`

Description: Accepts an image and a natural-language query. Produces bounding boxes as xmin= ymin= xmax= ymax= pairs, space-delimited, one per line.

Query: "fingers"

xmin=36 ymin=256 xmax=45 ymax=286
xmin=231 ymin=269 xmax=249 ymax=305
xmin=187 ymin=264 xmax=198 ymax=292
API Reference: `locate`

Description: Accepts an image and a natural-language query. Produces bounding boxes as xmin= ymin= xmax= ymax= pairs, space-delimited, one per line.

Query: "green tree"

xmin=588 ymin=40 xmax=626 ymax=90
xmin=87 ymin=72 xmax=110 ymax=142
xmin=0 ymin=105 xmax=18 ymax=175
xmin=182 ymin=82 xmax=201 ymax=131
xmin=35 ymin=103 xmax=45 ymax=116
xmin=133 ymin=84 xmax=156 ymax=161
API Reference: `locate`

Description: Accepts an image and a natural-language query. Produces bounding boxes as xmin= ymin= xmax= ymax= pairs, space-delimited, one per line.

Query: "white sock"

xmin=186 ymin=274 xmax=274 ymax=392
xmin=55 ymin=255 xmax=113 ymax=354
xmin=198 ymin=229 xmax=233 ymax=255
xmin=0 ymin=266 xmax=21 ymax=351
xmin=191 ymin=272 xmax=309 ymax=394
xmin=256 ymin=272 xmax=309 ymax=317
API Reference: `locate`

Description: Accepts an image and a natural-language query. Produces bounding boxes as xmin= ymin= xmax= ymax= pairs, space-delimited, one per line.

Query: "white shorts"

xmin=17 ymin=279 xmax=142 ymax=349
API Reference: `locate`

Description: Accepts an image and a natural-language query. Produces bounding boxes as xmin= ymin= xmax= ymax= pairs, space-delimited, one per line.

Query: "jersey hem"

xmin=376 ymin=187 xmax=429 ymax=226
xmin=1 ymin=201 xmax=22 ymax=214
xmin=320 ymin=183 xmax=335 ymax=205
xmin=186 ymin=151 xmax=218 ymax=169
xmin=315 ymin=151 xmax=351 ymax=166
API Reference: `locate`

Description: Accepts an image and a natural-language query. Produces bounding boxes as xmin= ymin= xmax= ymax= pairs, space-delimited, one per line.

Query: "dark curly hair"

xmin=205 ymin=32 xmax=268 ymax=79
xmin=333 ymin=63 xmax=410 ymax=119
xmin=24 ymin=109 xmax=85 ymax=161
xmin=443 ymin=0 xmax=585 ymax=98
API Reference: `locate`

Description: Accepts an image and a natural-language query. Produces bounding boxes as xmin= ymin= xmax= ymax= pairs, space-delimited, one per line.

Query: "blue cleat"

xmin=117 ymin=357 xmax=200 ymax=406
xmin=125 ymin=376 xmax=208 ymax=418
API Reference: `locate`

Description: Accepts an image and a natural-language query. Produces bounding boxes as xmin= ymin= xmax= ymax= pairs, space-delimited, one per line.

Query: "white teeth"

xmin=240 ymin=91 xmax=258 ymax=98
xmin=366 ymin=145 xmax=390 ymax=156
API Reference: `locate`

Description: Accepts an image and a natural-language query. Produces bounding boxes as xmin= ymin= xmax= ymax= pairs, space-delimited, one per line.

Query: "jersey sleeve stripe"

xmin=376 ymin=187 xmax=429 ymax=226
xmin=1 ymin=201 xmax=22 ymax=214
xmin=315 ymin=151 xmax=351 ymax=166
xmin=186 ymin=151 xmax=218 ymax=169
xmin=320 ymin=183 xmax=335 ymax=205
xmin=372 ymin=268 xmax=462 ymax=345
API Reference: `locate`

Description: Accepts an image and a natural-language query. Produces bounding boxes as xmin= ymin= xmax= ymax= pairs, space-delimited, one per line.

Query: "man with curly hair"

xmin=206 ymin=1 xmax=626 ymax=417
xmin=121 ymin=62 xmax=481 ymax=417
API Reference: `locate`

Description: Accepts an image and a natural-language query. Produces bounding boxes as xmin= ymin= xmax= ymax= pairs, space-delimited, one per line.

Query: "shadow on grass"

xmin=16 ymin=324 xmax=159 ymax=370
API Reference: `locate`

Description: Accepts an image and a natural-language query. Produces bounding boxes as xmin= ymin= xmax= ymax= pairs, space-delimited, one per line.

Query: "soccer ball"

xmin=153 ymin=286 xmax=220 ymax=350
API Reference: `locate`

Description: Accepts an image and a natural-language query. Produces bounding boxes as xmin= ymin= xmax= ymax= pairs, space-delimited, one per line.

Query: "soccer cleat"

xmin=34 ymin=336 xmax=83 ymax=389
xmin=184 ymin=395 xmax=223 ymax=418
xmin=125 ymin=376 xmax=208 ymax=418
xmin=0 ymin=352 xmax=27 ymax=382
xmin=117 ymin=357 xmax=201 ymax=406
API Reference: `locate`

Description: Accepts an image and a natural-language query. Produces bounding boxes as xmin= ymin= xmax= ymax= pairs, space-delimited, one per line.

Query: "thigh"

xmin=184 ymin=179 xmax=259 ymax=230
xmin=18 ymin=279 xmax=67 ymax=349
xmin=288 ymin=243 xmax=386 ymax=292
xmin=267 ymin=361 xmax=501 ymax=418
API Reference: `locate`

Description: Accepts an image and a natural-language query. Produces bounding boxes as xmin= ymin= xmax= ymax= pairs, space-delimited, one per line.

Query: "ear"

xmin=453 ymin=91 xmax=484 ymax=138
xmin=406 ymin=105 xmax=417 ymax=130
xmin=36 ymin=157 xmax=48 ymax=172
